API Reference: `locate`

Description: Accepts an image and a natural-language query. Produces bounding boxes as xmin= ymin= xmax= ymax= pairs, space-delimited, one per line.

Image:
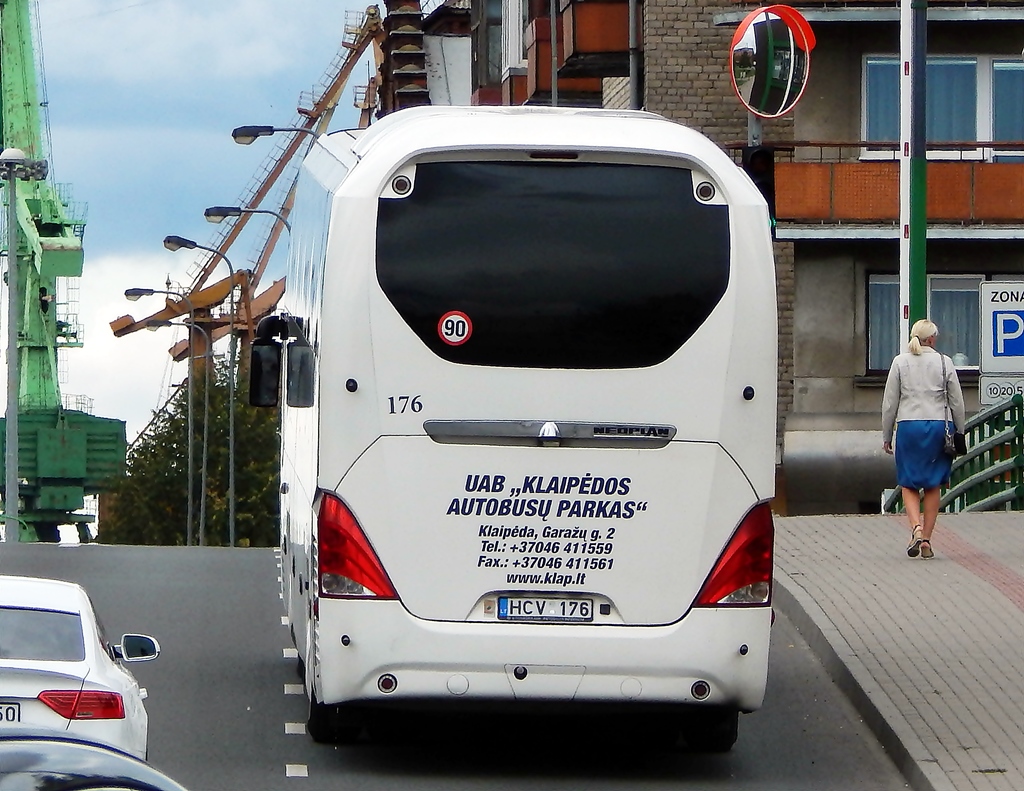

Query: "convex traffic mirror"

xmin=730 ymin=5 xmax=815 ymax=118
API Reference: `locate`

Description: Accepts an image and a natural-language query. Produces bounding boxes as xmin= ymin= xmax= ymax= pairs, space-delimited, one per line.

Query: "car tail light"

xmin=318 ymin=493 xmax=398 ymax=599
xmin=694 ymin=502 xmax=773 ymax=607
xmin=38 ymin=690 xmax=125 ymax=720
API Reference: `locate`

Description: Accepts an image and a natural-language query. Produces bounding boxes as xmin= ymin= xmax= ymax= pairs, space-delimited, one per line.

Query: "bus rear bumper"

xmin=313 ymin=603 xmax=771 ymax=713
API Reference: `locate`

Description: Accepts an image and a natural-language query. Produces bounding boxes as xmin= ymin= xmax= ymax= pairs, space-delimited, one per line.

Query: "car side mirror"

xmin=286 ymin=343 xmax=315 ymax=408
xmin=119 ymin=634 xmax=161 ymax=662
xmin=250 ymin=339 xmax=282 ymax=407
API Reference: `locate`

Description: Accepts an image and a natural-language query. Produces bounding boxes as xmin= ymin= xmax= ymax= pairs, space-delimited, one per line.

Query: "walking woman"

xmin=881 ymin=319 xmax=966 ymax=559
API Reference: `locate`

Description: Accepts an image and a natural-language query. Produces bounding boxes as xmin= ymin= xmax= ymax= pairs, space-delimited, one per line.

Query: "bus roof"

xmin=318 ymin=106 xmax=739 ymax=183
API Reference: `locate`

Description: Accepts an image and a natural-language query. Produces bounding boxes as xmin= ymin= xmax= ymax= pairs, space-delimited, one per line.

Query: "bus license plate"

xmin=0 ymin=702 xmax=20 ymax=724
xmin=498 ymin=597 xmax=593 ymax=622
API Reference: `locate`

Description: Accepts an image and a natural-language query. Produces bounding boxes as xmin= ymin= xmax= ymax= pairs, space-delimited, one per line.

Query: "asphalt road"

xmin=0 ymin=543 xmax=908 ymax=791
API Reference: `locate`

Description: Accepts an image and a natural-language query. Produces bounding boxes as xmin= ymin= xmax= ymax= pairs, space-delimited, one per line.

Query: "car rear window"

xmin=376 ymin=160 xmax=731 ymax=369
xmin=0 ymin=607 xmax=86 ymax=661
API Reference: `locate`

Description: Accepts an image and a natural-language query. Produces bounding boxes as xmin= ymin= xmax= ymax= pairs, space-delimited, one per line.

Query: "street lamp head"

xmin=231 ymin=125 xmax=275 ymax=145
xmin=163 ymin=235 xmax=197 ymax=252
xmin=124 ymin=288 xmax=155 ymax=301
xmin=204 ymin=206 xmax=243 ymax=224
xmin=145 ymin=319 xmax=173 ymax=331
xmin=0 ymin=149 xmax=47 ymax=180
xmin=0 ymin=148 xmax=27 ymax=165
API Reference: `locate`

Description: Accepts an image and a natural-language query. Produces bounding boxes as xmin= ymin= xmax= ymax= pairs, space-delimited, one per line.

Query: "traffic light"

xmin=741 ymin=145 xmax=776 ymax=230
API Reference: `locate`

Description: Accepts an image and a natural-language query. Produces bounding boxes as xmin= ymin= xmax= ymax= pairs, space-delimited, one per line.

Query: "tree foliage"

xmin=100 ymin=356 xmax=280 ymax=547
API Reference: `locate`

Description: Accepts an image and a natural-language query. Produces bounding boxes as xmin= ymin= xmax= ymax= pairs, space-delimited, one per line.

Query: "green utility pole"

xmin=908 ymin=0 xmax=928 ymax=326
xmin=899 ymin=0 xmax=928 ymax=340
xmin=0 ymin=0 xmax=125 ymax=542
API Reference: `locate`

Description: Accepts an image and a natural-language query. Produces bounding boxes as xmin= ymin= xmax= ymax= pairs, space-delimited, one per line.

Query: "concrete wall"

xmin=425 ymin=35 xmax=474 ymax=105
xmin=793 ymin=248 xmax=861 ymax=414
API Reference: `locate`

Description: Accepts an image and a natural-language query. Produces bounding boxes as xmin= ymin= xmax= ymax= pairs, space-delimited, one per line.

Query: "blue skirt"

xmin=894 ymin=420 xmax=953 ymax=490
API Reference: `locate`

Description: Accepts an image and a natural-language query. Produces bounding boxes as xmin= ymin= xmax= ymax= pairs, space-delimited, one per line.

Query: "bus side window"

xmin=250 ymin=340 xmax=282 ymax=408
xmin=286 ymin=344 xmax=315 ymax=408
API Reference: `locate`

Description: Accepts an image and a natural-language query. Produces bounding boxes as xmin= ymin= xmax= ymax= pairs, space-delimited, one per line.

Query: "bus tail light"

xmin=38 ymin=690 xmax=125 ymax=720
xmin=318 ymin=493 xmax=398 ymax=599
xmin=694 ymin=503 xmax=773 ymax=607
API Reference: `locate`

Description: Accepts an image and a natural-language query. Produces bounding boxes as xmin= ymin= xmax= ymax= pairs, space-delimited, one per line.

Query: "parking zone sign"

xmin=981 ymin=283 xmax=1024 ymax=374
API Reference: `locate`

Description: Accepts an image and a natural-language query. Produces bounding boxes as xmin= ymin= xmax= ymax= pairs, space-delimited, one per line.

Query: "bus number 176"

xmin=388 ymin=395 xmax=423 ymax=414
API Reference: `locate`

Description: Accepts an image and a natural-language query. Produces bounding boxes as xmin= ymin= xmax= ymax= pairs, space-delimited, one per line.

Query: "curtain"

xmin=866 ymin=57 xmax=978 ymax=143
xmin=866 ymin=59 xmax=899 ymax=142
xmin=868 ymin=276 xmax=899 ymax=370
xmin=994 ymin=61 xmax=1024 ymax=142
xmin=927 ymin=59 xmax=977 ymax=142
xmin=930 ymin=279 xmax=981 ymax=366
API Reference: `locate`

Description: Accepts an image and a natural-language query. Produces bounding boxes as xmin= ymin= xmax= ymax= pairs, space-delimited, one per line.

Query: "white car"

xmin=0 ymin=575 xmax=160 ymax=760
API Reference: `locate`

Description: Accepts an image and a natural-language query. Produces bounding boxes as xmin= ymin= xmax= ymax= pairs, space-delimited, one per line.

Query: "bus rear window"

xmin=376 ymin=161 xmax=730 ymax=369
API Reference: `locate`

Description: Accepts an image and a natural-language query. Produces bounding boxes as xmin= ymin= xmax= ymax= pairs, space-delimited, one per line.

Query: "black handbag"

xmin=941 ymin=356 xmax=966 ymax=457
xmin=943 ymin=428 xmax=967 ymax=457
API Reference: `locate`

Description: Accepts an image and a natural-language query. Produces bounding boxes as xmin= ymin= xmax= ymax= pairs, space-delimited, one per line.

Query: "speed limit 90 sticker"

xmin=438 ymin=310 xmax=473 ymax=346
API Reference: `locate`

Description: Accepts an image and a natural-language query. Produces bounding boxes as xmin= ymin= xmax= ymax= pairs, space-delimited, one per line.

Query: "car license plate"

xmin=0 ymin=702 xmax=20 ymax=724
xmin=498 ymin=596 xmax=593 ymax=622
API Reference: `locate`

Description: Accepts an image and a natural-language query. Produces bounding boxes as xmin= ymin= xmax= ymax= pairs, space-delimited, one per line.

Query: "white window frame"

xmin=867 ymin=273 xmax=986 ymax=371
xmin=860 ymin=55 xmax=1018 ymax=162
xmin=927 ymin=275 xmax=983 ymax=370
xmin=989 ymin=59 xmax=1024 ymax=161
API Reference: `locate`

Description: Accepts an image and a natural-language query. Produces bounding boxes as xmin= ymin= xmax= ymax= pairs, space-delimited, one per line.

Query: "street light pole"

xmin=1 ymin=148 xmax=47 ymax=544
xmin=127 ymin=288 xmax=200 ymax=546
xmin=189 ymin=322 xmax=212 ymax=548
xmin=3 ymin=151 xmax=21 ymax=542
xmin=144 ymin=315 xmax=212 ymax=547
xmin=163 ymin=235 xmax=240 ymax=547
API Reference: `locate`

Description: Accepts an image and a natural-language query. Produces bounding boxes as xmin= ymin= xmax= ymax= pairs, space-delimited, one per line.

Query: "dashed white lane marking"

xmin=284 ymin=684 xmax=304 ymax=695
xmin=285 ymin=764 xmax=308 ymax=778
xmin=279 ymin=593 xmax=284 ymax=600
xmin=277 ymin=576 xmax=283 ymax=583
xmin=281 ymin=615 xmax=290 ymax=626
xmin=285 ymin=722 xmax=306 ymax=735
xmin=283 ymin=648 xmax=298 ymax=659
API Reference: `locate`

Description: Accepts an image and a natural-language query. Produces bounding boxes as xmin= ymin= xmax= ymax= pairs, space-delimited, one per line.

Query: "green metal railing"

xmin=883 ymin=394 xmax=1024 ymax=513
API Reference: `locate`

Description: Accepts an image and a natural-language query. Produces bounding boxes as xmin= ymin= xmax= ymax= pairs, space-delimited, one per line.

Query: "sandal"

xmin=907 ymin=526 xmax=924 ymax=558
xmin=920 ymin=539 xmax=934 ymax=559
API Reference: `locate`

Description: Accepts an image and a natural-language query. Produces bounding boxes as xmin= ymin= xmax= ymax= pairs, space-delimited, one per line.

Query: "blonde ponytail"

xmin=908 ymin=318 xmax=938 ymax=355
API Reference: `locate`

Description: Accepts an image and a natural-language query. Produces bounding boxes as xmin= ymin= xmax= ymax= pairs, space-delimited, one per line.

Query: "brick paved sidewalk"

xmin=774 ymin=512 xmax=1024 ymax=791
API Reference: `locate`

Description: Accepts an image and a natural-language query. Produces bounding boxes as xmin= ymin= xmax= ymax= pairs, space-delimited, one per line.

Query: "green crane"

xmin=0 ymin=0 xmax=126 ymax=542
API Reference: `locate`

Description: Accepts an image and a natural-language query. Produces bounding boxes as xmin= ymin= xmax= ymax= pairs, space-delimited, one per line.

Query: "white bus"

xmin=250 ymin=105 xmax=777 ymax=752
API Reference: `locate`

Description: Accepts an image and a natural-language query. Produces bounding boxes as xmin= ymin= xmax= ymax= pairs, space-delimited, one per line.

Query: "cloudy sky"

xmin=19 ymin=0 xmax=374 ymax=441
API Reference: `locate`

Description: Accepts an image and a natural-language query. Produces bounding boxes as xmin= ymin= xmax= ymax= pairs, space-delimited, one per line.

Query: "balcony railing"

xmin=728 ymin=141 xmax=1024 ymax=224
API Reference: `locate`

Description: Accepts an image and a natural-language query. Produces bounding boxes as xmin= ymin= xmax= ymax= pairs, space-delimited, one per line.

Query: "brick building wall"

xmin=644 ymin=0 xmax=797 ymax=465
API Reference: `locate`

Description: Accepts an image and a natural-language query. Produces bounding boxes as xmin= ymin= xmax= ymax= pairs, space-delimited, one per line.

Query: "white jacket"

xmin=881 ymin=346 xmax=966 ymax=444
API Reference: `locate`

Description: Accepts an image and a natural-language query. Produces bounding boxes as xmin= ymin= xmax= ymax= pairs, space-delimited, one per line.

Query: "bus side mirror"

xmin=250 ymin=340 xmax=282 ymax=407
xmin=286 ymin=344 xmax=315 ymax=408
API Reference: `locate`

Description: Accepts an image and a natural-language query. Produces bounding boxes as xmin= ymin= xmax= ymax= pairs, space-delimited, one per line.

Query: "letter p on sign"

xmin=995 ymin=311 xmax=1024 ymax=356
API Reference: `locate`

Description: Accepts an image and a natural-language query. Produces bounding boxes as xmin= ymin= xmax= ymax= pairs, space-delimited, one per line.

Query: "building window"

xmin=929 ymin=276 xmax=982 ymax=368
xmin=868 ymin=274 xmax=899 ymax=370
xmin=867 ymin=274 xmax=983 ymax=371
xmin=864 ymin=56 xmax=1024 ymax=159
xmin=864 ymin=59 xmax=899 ymax=143
xmin=993 ymin=60 xmax=1024 ymax=160
xmin=864 ymin=56 xmax=978 ymax=145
